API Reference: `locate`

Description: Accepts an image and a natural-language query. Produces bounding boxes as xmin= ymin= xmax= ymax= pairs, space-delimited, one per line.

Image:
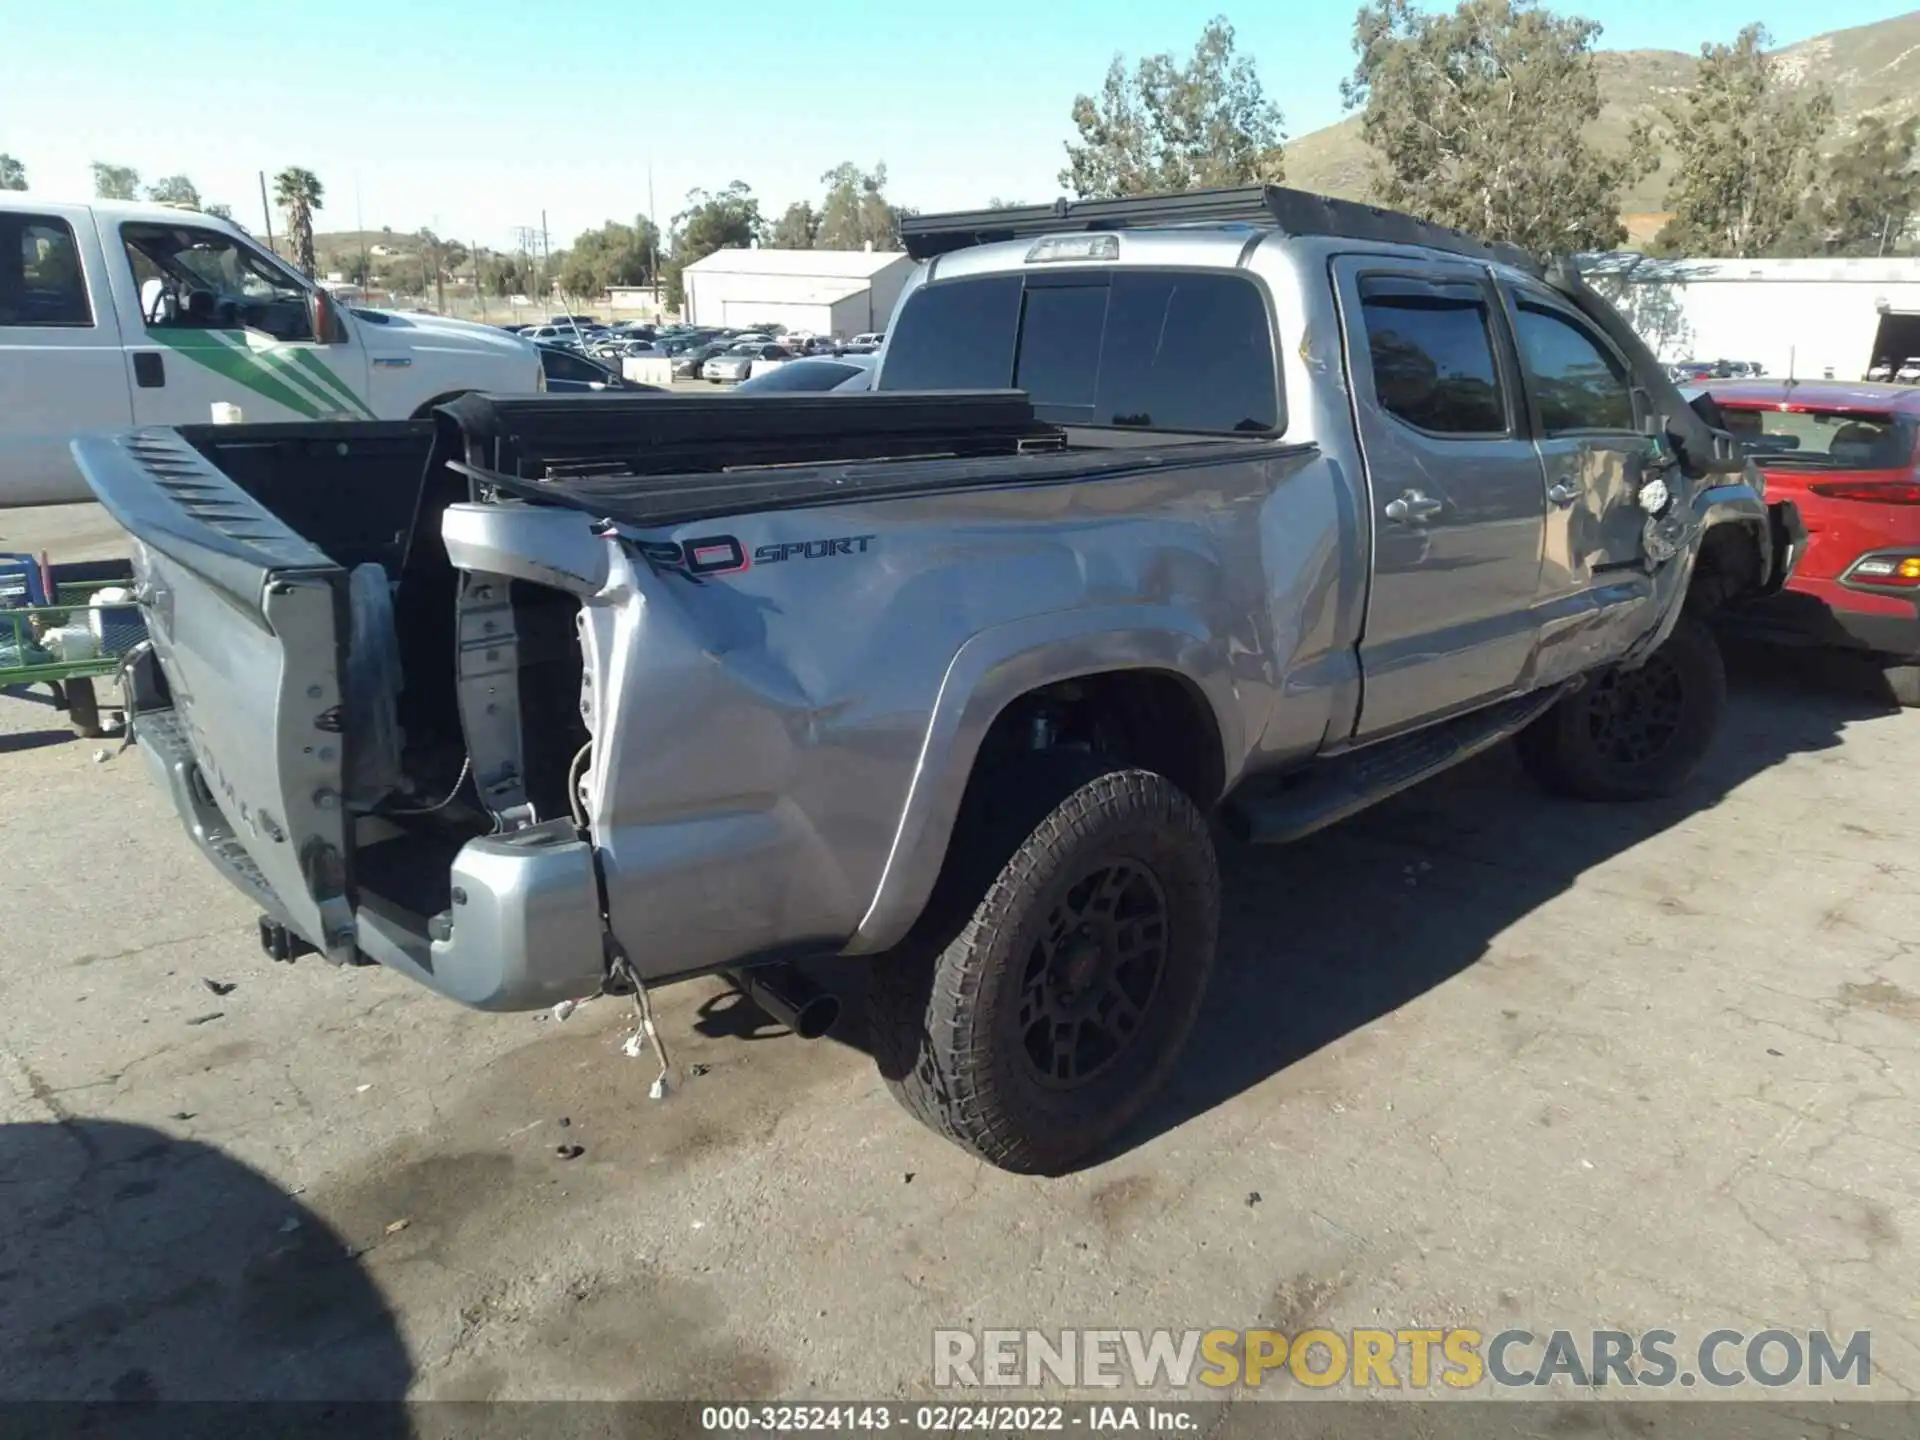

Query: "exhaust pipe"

xmin=727 ymin=963 xmax=841 ymax=1040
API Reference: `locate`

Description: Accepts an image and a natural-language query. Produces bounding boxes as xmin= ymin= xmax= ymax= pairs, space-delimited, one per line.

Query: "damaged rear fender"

xmin=843 ymin=607 xmax=1242 ymax=957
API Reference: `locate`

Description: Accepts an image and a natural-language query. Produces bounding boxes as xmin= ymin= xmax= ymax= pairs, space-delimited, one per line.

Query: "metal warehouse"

xmin=681 ymin=246 xmax=914 ymax=337
xmin=1583 ymin=254 xmax=1920 ymax=380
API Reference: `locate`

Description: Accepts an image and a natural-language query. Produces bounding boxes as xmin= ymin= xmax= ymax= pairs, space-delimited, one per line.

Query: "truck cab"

xmin=0 ymin=199 xmax=546 ymax=506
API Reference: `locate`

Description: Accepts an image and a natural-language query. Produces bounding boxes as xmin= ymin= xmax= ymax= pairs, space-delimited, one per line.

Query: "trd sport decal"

xmin=632 ymin=533 xmax=876 ymax=584
xmin=754 ymin=534 xmax=876 ymax=564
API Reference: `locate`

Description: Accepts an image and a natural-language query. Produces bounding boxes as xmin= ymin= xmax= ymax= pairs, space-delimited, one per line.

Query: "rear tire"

xmin=869 ymin=755 xmax=1219 ymax=1175
xmin=1882 ymin=661 xmax=1920 ymax=709
xmin=1515 ymin=614 xmax=1726 ymax=801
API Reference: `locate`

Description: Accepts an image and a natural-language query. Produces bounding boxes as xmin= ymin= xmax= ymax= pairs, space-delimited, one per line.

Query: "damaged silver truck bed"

xmin=75 ymin=186 xmax=1802 ymax=1173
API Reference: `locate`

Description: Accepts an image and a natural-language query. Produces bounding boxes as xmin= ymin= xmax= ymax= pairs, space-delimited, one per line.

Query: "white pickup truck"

xmin=1 ymin=198 xmax=546 ymax=506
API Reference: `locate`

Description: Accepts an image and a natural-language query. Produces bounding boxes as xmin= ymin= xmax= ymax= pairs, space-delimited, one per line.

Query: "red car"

xmin=1707 ymin=380 xmax=1920 ymax=705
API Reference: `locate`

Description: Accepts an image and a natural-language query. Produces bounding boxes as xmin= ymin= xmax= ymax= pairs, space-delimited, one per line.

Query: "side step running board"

xmin=1221 ymin=686 xmax=1571 ymax=845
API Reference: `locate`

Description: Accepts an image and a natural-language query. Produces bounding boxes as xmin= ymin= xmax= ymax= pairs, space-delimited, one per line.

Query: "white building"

xmin=682 ymin=247 xmax=915 ymax=337
xmin=1582 ymin=254 xmax=1920 ymax=380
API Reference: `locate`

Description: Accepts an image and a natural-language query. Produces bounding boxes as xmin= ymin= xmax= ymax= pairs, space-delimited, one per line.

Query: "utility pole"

xmin=510 ymin=226 xmax=542 ymax=315
xmin=648 ymin=161 xmax=659 ymax=315
xmin=258 ymin=171 xmax=275 ymax=254
xmin=431 ymin=213 xmax=446 ymax=315
xmin=541 ymin=210 xmax=551 ymax=305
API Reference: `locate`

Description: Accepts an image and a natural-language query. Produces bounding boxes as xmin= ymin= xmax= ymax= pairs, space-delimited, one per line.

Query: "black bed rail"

xmin=431 ymin=389 xmax=1061 ymax=482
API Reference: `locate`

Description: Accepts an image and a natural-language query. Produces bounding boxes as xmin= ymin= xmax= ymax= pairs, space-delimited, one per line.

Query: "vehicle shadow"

xmin=1115 ymin=644 xmax=1894 ymax=1161
xmin=0 ymin=727 xmax=73 ymax=755
xmin=0 ymin=1117 xmax=412 ymax=1425
xmin=825 ymin=642 xmax=1896 ymax=1171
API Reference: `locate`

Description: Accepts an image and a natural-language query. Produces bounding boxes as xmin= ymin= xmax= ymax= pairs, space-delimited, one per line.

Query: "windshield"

xmin=1720 ymin=406 xmax=1917 ymax=469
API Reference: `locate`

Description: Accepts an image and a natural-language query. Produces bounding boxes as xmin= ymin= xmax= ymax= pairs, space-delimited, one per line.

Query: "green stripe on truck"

xmin=285 ymin=348 xmax=377 ymax=418
xmin=149 ymin=330 xmax=374 ymax=420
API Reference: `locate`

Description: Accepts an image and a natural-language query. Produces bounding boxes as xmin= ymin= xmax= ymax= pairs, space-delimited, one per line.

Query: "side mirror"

xmin=1632 ymin=386 xmax=1657 ymax=433
xmin=310 ymin=287 xmax=348 ymax=344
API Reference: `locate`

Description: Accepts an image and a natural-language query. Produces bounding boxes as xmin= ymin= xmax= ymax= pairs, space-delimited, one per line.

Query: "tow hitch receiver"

xmin=258 ymin=915 xmax=318 ymax=964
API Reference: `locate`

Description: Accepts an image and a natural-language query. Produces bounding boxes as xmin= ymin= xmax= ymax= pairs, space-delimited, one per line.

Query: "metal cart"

xmin=0 ymin=554 xmax=147 ymax=739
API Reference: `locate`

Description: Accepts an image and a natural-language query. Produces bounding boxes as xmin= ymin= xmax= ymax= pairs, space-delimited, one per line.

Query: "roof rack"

xmin=898 ymin=185 xmax=1541 ymax=274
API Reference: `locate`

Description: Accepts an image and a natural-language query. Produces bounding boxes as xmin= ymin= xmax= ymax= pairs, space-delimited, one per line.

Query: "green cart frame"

xmin=1 ymin=578 xmax=146 ymax=739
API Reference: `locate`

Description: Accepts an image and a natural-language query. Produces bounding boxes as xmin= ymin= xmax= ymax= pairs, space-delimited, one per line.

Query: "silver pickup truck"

xmin=75 ymin=187 xmax=1800 ymax=1174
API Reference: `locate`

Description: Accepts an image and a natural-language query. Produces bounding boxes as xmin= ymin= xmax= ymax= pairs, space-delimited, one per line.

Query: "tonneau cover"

xmin=423 ymin=388 xmax=1154 ymax=530
xmin=434 ymin=389 xmax=1058 ymax=480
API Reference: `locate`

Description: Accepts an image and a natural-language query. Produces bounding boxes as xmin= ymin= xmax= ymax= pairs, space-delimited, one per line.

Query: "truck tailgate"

xmin=71 ymin=429 xmax=357 ymax=961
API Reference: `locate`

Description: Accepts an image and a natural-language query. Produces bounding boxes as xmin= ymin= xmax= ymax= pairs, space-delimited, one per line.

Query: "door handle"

xmin=132 ymin=352 xmax=165 ymax=389
xmin=1384 ymin=489 xmax=1445 ymax=524
xmin=1547 ymin=481 xmax=1580 ymax=507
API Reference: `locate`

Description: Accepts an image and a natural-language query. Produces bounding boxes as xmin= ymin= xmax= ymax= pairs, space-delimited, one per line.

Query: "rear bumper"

xmin=354 ymin=822 xmax=608 ymax=1012
xmin=138 ymin=704 xmax=607 ymax=1011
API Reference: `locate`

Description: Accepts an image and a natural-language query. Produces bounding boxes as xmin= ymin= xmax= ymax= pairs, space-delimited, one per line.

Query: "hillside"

xmin=1285 ymin=10 xmax=1920 ymax=219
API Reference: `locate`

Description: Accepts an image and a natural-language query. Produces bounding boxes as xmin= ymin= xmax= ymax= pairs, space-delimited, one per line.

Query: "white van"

xmin=1 ymin=199 xmax=546 ymax=506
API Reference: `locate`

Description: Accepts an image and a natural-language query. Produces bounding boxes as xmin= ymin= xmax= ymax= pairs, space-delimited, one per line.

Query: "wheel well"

xmin=974 ymin=669 xmax=1227 ymax=809
xmin=1688 ymin=520 xmax=1766 ymax=616
xmin=410 ymin=390 xmax=474 ymax=420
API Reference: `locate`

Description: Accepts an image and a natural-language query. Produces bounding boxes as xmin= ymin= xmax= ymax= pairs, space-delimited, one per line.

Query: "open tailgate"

xmin=72 ymin=429 xmax=357 ymax=961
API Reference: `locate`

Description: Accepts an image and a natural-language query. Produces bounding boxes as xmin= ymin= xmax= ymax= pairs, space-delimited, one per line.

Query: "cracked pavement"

xmin=3 ymin=504 xmax=1918 ymax=1411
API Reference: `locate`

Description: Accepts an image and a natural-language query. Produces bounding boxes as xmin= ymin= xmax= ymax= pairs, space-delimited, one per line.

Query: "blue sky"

xmin=0 ymin=0 xmax=1905 ymax=250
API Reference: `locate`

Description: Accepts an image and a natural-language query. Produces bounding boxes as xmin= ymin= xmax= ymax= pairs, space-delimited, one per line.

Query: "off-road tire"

xmin=1515 ymin=613 xmax=1726 ymax=802
xmin=1882 ymin=661 xmax=1920 ymax=709
xmin=869 ymin=755 xmax=1220 ymax=1175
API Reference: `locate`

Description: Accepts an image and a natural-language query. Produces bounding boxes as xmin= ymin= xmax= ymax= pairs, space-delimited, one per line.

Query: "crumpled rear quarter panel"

xmin=572 ymin=448 xmax=1341 ymax=981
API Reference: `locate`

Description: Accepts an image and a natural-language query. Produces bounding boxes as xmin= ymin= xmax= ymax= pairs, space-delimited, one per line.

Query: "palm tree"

xmin=273 ymin=167 xmax=326 ymax=276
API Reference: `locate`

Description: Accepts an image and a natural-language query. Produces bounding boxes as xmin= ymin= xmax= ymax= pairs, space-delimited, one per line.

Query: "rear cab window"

xmin=878 ymin=268 xmax=1281 ymax=435
xmin=0 ymin=213 xmax=93 ymax=327
xmin=1717 ymin=405 xmax=1917 ymax=470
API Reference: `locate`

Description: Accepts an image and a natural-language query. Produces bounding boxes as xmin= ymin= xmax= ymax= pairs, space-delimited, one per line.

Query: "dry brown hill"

xmin=1286 ymin=10 xmax=1920 ymax=220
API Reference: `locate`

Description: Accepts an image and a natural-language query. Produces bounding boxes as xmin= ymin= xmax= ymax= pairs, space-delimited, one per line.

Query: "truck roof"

xmin=0 ymin=195 xmax=246 ymax=230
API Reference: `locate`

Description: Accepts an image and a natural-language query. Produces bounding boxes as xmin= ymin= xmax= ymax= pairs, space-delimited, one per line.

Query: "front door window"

xmin=121 ymin=223 xmax=314 ymax=342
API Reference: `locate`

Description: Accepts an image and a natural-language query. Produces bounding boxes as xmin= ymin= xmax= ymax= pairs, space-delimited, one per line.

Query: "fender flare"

xmin=410 ymin=389 xmax=475 ymax=420
xmin=842 ymin=606 xmax=1242 ymax=956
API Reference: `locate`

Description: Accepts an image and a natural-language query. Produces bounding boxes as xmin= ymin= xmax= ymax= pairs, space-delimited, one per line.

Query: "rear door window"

xmin=879 ymin=268 xmax=1280 ymax=434
xmin=1356 ymin=278 xmax=1508 ymax=435
xmin=0 ymin=214 xmax=93 ymax=327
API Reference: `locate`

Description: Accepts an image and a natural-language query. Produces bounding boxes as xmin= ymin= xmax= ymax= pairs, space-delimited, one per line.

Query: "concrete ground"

xmin=4 ymin=502 xmax=1919 ymax=1414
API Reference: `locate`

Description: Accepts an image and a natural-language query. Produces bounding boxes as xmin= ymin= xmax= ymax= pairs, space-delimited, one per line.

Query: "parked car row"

xmin=1671 ymin=358 xmax=1765 ymax=383
xmin=1865 ymin=357 xmax=1920 ymax=384
xmin=534 ymin=343 xmax=656 ymax=393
